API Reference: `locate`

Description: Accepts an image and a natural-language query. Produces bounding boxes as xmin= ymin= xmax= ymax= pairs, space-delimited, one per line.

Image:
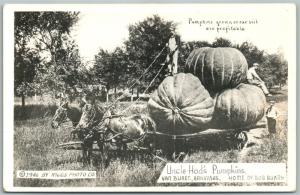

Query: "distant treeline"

xmin=15 ymin=13 xmax=287 ymax=106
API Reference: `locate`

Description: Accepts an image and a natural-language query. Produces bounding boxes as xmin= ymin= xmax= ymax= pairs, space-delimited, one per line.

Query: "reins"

xmin=89 ymin=46 xmax=167 ymax=130
xmin=104 ymin=117 xmax=150 ymax=144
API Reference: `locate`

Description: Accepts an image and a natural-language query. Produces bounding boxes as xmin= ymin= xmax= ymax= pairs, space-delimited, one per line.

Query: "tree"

xmin=14 ymin=49 xmax=40 ymax=107
xmin=179 ymin=38 xmax=231 ymax=70
xmin=124 ymin=15 xmax=177 ymax=94
xmin=15 ymin=12 xmax=41 ymax=107
xmin=212 ymin=37 xmax=232 ymax=47
xmin=178 ymin=36 xmax=288 ymax=90
xmin=179 ymin=38 xmax=232 ymax=70
xmin=34 ymin=36 xmax=84 ymax=97
xmin=92 ymin=47 xmax=128 ymax=102
xmin=236 ymin=41 xmax=265 ymax=67
xmin=14 ymin=12 xmax=79 ymax=106
xmin=259 ymin=53 xmax=288 ymax=88
xmin=179 ymin=41 xmax=211 ymax=69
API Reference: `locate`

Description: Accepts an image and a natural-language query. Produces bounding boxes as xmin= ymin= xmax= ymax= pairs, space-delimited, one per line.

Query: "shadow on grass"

xmin=14 ymin=104 xmax=58 ymax=121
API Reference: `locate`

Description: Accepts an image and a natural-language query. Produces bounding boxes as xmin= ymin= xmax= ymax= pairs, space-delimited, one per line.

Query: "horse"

xmin=74 ymin=109 xmax=157 ymax=165
xmin=72 ymin=103 xmax=108 ymax=165
xmin=51 ymin=102 xmax=82 ymax=129
xmin=105 ymin=114 xmax=157 ymax=150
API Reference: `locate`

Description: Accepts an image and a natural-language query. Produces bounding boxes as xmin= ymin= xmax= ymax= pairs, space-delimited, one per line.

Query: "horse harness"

xmin=103 ymin=115 xmax=149 ymax=145
xmin=53 ymin=108 xmax=79 ymax=127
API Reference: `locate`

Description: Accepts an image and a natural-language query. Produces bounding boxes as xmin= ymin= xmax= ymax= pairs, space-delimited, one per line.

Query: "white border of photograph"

xmin=3 ymin=3 xmax=296 ymax=192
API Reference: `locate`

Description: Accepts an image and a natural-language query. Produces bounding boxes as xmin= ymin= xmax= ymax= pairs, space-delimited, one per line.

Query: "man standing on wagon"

xmin=163 ymin=32 xmax=180 ymax=76
xmin=247 ymin=62 xmax=272 ymax=96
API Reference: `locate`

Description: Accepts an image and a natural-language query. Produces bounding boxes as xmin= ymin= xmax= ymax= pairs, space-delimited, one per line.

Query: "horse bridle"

xmin=104 ymin=116 xmax=151 ymax=144
xmin=53 ymin=108 xmax=71 ymax=126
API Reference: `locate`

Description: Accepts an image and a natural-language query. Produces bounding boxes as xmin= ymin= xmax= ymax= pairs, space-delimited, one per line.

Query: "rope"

xmin=104 ymin=117 xmax=149 ymax=143
xmin=109 ymin=46 xmax=166 ymax=105
xmin=96 ymin=46 xmax=167 ymax=122
xmin=127 ymin=46 xmax=166 ymax=90
xmin=78 ymin=46 xmax=166 ymax=141
xmin=120 ymin=61 xmax=167 ymax=114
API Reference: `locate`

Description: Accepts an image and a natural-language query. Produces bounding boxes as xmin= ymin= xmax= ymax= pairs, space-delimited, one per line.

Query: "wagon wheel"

xmin=140 ymin=133 xmax=156 ymax=153
xmin=234 ymin=131 xmax=248 ymax=151
xmin=172 ymin=152 xmax=187 ymax=162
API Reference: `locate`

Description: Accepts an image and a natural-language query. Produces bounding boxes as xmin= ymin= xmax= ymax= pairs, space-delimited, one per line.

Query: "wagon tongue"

xmin=56 ymin=141 xmax=83 ymax=150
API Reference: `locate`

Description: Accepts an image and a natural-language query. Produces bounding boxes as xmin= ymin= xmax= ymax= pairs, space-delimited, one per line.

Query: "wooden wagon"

xmin=56 ymin=122 xmax=265 ymax=166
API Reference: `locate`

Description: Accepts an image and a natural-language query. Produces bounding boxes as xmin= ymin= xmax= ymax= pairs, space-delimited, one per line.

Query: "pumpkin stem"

xmin=172 ymin=107 xmax=181 ymax=116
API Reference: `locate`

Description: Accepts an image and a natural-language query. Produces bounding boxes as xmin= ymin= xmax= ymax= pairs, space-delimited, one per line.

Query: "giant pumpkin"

xmin=185 ymin=47 xmax=248 ymax=94
xmin=211 ymin=83 xmax=266 ymax=129
xmin=147 ymin=73 xmax=214 ymax=135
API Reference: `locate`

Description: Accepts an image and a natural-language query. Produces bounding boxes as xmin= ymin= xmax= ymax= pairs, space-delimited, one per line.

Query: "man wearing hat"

xmin=247 ymin=63 xmax=272 ymax=96
xmin=266 ymin=101 xmax=279 ymax=135
xmin=163 ymin=32 xmax=180 ymax=76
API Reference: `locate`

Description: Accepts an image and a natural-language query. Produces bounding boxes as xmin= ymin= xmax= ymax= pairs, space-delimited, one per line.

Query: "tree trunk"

xmin=114 ymin=86 xmax=117 ymax=99
xmin=21 ymin=94 xmax=26 ymax=118
xmin=21 ymin=94 xmax=25 ymax=108
xmin=34 ymin=93 xmax=37 ymax=102
xmin=106 ymin=85 xmax=110 ymax=102
xmin=131 ymin=88 xmax=134 ymax=102
xmin=106 ymin=89 xmax=109 ymax=102
xmin=136 ymin=87 xmax=140 ymax=99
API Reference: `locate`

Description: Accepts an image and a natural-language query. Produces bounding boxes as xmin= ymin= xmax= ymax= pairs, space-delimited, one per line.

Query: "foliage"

xmin=14 ymin=12 xmax=80 ymax=105
xmin=90 ymin=15 xmax=178 ymax=99
xmin=259 ymin=53 xmax=288 ymax=88
xmin=14 ymin=12 xmax=288 ymax=104
xmin=124 ymin=15 xmax=177 ymax=92
xmin=92 ymin=47 xmax=129 ymax=100
xmin=180 ymin=38 xmax=287 ymax=88
xmin=179 ymin=41 xmax=211 ymax=72
xmin=212 ymin=37 xmax=233 ymax=47
xmin=34 ymin=36 xmax=84 ymax=98
xmin=236 ymin=41 xmax=265 ymax=67
xmin=235 ymin=41 xmax=287 ymax=88
xmin=14 ymin=51 xmax=40 ymax=97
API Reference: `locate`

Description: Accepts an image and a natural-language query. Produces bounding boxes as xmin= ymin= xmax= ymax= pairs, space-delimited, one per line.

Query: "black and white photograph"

xmin=3 ymin=4 xmax=296 ymax=192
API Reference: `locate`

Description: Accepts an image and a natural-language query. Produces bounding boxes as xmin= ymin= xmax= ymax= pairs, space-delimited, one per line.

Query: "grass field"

xmin=13 ymin=89 xmax=288 ymax=187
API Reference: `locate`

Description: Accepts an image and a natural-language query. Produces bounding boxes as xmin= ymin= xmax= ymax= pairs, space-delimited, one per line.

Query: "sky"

xmin=70 ymin=4 xmax=293 ymax=63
